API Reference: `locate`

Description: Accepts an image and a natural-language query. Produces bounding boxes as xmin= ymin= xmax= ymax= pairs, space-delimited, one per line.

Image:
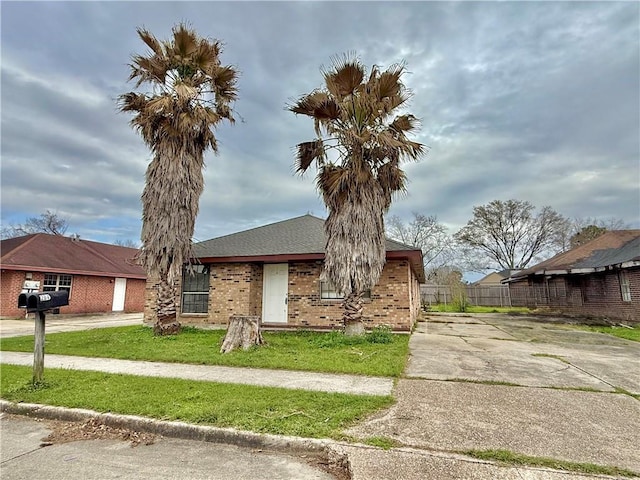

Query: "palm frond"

xmin=390 ymin=114 xmax=417 ymax=133
xmin=313 ymin=98 xmax=341 ymax=121
xmin=377 ymin=65 xmax=404 ymax=99
xmin=324 ymin=56 xmax=365 ymax=98
xmin=295 ymin=140 xmax=324 ymax=173
xmin=171 ymin=24 xmax=198 ymax=59
xmin=289 ymin=91 xmax=328 ymax=116
xmin=137 ymin=28 xmax=164 ymax=56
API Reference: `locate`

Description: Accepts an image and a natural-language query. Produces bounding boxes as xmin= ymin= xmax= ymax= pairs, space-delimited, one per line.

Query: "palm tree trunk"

xmin=153 ymin=277 xmax=181 ymax=336
xmin=342 ymin=291 xmax=365 ymax=336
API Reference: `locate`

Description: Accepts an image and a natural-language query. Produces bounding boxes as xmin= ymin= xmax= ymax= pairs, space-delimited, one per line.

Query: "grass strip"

xmin=0 ymin=326 xmax=409 ymax=377
xmin=531 ymin=353 xmax=569 ymax=363
xmin=580 ymin=325 xmax=640 ymax=342
xmin=463 ymin=449 xmax=639 ymax=478
xmin=426 ymin=305 xmax=531 ymax=314
xmin=0 ymin=364 xmax=392 ymax=439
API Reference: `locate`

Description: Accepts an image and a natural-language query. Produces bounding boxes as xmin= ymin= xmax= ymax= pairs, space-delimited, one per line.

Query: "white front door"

xmin=112 ymin=278 xmax=127 ymax=312
xmin=262 ymin=263 xmax=288 ymax=323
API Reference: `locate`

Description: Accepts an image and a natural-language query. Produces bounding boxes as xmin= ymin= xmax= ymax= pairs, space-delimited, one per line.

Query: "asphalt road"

xmin=0 ymin=414 xmax=337 ymax=480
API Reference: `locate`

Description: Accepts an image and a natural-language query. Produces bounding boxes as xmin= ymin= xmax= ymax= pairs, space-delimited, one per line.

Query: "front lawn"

xmin=0 ymin=326 xmax=409 ymax=377
xmin=0 ymin=364 xmax=392 ymax=439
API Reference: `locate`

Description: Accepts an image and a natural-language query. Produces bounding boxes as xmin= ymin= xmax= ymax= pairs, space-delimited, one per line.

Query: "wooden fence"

xmin=420 ymin=284 xmax=512 ymax=307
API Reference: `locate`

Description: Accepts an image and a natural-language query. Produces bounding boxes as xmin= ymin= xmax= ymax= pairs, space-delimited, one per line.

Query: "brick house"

xmin=1 ymin=234 xmax=146 ymax=318
xmin=506 ymin=230 xmax=640 ymax=322
xmin=145 ymin=215 xmax=425 ymax=331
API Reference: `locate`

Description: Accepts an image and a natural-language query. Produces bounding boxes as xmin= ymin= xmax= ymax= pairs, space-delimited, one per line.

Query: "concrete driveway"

xmin=347 ymin=314 xmax=640 ymax=476
xmin=408 ymin=314 xmax=640 ymax=393
xmin=0 ymin=313 xmax=143 ymax=338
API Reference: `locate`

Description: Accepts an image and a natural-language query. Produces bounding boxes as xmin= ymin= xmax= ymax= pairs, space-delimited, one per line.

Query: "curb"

xmin=0 ymin=400 xmax=352 ymax=477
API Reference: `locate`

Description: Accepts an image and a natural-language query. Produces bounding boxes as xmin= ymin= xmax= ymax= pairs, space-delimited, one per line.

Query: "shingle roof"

xmin=194 ymin=214 xmax=425 ymax=282
xmin=510 ymin=230 xmax=640 ymax=280
xmin=194 ymin=214 xmax=417 ymax=257
xmin=1 ymin=234 xmax=145 ymax=279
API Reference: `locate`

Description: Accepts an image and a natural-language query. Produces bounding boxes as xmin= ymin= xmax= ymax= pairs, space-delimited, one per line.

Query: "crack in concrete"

xmin=0 ymin=446 xmax=44 ymax=465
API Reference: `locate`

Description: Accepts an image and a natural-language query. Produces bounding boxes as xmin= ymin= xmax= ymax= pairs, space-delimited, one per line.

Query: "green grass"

xmin=363 ymin=436 xmax=400 ymax=450
xmin=0 ymin=326 xmax=409 ymax=377
xmin=0 ymin=364 xmax=392 ymax=439
xmin=531 ymin=353 xmax=569 ymax=364
xmin=426 ymin=305 xmax=531 ymax=314
xmin=580 ymin=325 xmax=640 ymax=342
xmin=463 ymin=449 xmax=639 ymax=478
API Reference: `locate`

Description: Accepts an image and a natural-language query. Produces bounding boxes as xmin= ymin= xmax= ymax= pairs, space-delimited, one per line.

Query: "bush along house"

xmin=144 ymin=215 xmax=425 ymax=331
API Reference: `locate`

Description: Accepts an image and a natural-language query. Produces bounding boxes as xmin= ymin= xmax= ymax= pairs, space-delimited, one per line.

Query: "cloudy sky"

xmin=2 ymin=1 xmax=639 ymax=249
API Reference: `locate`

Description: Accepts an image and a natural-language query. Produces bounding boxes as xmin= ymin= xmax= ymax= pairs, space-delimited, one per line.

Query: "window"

xmin=620 ymin=272 xmax=632 ymax=302
xmin=320 ymin=281 xmax=370 ymax=300
xmin=182 ymin=265 xmax=210 ymax=313
xmin=43 ymin=274 xmax=72 ymax=294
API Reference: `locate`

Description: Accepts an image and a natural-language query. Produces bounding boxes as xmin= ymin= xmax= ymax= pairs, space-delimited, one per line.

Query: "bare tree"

xmin=455 ymin=200 xmax=567 ymax=270
xmin=387 ymin=213 xmax=454 ymax=270
xmin=114 ymin=239 xmax=139 ymax=248
xmin=555 ymin=216 xmax=630 ymax=251
xmin=1 ymin=210 xmax=69 ymax=239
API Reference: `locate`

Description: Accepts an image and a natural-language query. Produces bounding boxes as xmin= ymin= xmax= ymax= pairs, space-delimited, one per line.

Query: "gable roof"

xmin=473 ymin=269 xmax=519 ymax=285
xmin=1 ymin=234 xmax=145 ymax=279
xmin=509 ymin=230 xmax=640 ymax=281
xmin=194 ymin=214 xmax=425 ymax=282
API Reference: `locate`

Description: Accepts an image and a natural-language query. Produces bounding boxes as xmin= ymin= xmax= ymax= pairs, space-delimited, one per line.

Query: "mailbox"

xmin=18 ymin=291 xmax=69 ymax=313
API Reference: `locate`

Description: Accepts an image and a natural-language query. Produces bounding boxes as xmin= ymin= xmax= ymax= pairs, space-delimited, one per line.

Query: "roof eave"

xmin=0 ymin=264 xmax=146 ymax=280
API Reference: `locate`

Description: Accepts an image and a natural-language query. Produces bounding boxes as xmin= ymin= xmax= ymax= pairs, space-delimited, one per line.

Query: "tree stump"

xmin=220 ymin=315 xmax=264 ymax=353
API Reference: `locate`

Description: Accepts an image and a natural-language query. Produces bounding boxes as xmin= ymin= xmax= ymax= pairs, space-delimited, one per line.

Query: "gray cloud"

xmin=1 ymin=1 xmax=638 ymax=248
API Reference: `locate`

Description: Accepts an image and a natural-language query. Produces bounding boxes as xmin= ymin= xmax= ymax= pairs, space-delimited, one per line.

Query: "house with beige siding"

xmin=145 ymin=215 xmax=425 ymax=331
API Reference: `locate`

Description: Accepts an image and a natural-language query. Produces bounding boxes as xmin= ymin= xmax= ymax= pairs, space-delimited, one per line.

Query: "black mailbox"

xmin=18 ymin=291 xmax=69 ymax=313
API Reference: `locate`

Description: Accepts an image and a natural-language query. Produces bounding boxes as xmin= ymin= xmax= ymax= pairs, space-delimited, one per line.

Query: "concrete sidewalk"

xmin=0 ymin=351 xmax=393 ymax=396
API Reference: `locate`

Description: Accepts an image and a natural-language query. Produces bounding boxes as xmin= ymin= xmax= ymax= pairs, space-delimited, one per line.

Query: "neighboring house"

xmin=506 ymin=230 xmax=640 ymax=322
xmin=145 ymin=215 xmax=425 ymax=331
xmin=473 ymin=269 xmax=519 ymax=286
xmin=1 ymin=234 xmax=146 ymax=318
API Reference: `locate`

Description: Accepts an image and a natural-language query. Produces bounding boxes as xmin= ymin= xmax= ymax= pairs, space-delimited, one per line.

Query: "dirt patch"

xmin=304 ymin=449 xmax=352 ymax=480
xmin=35 ymin=416 xmax=157 ymax=447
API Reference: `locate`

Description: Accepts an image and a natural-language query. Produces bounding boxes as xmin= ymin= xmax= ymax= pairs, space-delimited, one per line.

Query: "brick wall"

xmin=1 ymin=270 xmax=27 ymax=317
xmin=1 ymin=269 xmax=145 ymax=318
xmin=124 ymin=278 xmax=146 ymax=313
xmin=165 ymin=259 xmax=418 ymax=331
xmin=509 ymin=268 xmax=639 ymax=322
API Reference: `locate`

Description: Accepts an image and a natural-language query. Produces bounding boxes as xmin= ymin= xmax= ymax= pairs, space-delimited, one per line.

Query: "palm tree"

xmin=119 ymin=24 xmax=237 ymax=335
xmin=289 ymin=55 xmax=424 ymax=335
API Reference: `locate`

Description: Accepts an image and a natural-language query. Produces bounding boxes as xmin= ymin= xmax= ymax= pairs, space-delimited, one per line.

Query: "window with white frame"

xmin=181 ymin=265 xmax=210 ymax=313
xmin=620 ymin=271 xmax=631 ymax=302
xmin=320 ymin=281 xmax=370 ymax=300
xmin=43 ymin=274 xmax=72 ymax=295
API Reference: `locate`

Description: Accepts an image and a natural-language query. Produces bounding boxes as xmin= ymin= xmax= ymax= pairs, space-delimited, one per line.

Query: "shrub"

xmin=367 ymin=325 xmax=393 ymax=344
